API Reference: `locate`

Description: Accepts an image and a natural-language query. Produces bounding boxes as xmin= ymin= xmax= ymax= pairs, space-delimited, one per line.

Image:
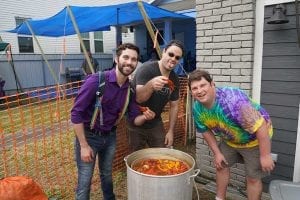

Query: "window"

xmin=80 ymin=32 xmax=90 ymax=52
xmin=18 ymin=37 xmax=34 ymax=53
xmin=16 ymin=17 xmax=34 ymax=53
xmin=94 ymin=31 xmax=103 ymax=53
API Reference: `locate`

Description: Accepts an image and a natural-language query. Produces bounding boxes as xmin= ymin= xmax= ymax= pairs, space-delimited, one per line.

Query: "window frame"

xmin=94 ymin=31 xmax=104 ymax=53
xmin=15 ymin=17 xmax=34 ymax=53
xmin=80 ymin=32 xmax=91 ymax=52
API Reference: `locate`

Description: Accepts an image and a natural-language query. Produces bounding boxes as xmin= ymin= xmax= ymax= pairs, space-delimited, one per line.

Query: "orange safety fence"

xmin=0 ymin=77 xmax=189 ymax=199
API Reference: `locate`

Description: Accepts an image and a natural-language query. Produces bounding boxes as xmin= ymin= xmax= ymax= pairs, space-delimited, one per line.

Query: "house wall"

xmin=134 ymin=19 xmax=195 ymax=62
xmin=196 ymin=0 xmax=300 ymax=194
xmin=173 ymin=20 xmax=196 ymax=56
xmin=134 ymin=25 xmax=149 ymax=60
xmin=261 ymin=2 xmax=300 ymax=183
xmin=151 ymin=0 xmax=196 ymax=59
xmin=195 ymin=0 xmax=256 ymax=189
xmin=155 ymin=0 xmax=195 ymax=11
xmin=0 ymin=54 xmax=113 ymax=94
xmin=0 ymin=0 xmax=143 ymax=55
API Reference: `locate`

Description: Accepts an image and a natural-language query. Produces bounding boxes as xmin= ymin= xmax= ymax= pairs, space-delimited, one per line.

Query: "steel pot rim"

xmin=125 ymin=148 xmax=196 ymax=178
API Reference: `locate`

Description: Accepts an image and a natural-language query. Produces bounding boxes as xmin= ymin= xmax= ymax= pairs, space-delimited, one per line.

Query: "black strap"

xmin=90 ymin=71 xmax=106 ymax=129
xmin=96 ymin=71 xmax=106 ymax=97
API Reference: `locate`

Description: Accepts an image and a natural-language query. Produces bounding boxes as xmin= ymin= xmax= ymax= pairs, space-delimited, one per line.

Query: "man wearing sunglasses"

xmin=128 ymin=40 xmax=184 ymax=151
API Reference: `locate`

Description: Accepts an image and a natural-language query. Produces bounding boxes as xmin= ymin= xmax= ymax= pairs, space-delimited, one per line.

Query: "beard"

xmin=117 ymin=62 xmax=135 ymax=76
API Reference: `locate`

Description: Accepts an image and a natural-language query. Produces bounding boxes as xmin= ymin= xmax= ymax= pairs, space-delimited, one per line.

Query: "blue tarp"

xmin=7 ymin=1 xmax=192 ymax=37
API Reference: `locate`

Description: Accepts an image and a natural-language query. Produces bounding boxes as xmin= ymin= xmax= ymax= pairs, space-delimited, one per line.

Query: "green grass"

xmin=0 ymin=96 xmax=77 ymax=199
xmin=0 ymin=128 xmax=76 ymax=199
xmin=0 ymin=96 xmax=130 ymax=199
xmin=0 ymin=81 xmax=190 ymax=199
xmin=0 ymin=98 xmax=73 ymax=134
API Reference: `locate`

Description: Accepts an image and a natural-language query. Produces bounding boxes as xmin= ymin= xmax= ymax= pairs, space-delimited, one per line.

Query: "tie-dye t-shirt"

xmin=193 ymin=87 xmax=273 ymax=148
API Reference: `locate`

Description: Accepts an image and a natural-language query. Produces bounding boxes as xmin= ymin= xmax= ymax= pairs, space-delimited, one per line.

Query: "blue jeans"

xmin=75 ymin=129 xmax=116 ymax=200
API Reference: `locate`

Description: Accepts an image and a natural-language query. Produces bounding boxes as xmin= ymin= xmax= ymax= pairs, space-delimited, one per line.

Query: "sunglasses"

xmin=168 ymin=52 xmax=181 ymax=60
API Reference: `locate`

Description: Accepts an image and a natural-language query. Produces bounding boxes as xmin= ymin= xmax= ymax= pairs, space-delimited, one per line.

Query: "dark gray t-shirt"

xmin=133 ymin=61 xmax=179 ymax=128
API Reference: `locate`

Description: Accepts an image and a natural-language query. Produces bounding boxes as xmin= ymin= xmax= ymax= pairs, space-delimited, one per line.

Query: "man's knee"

xmin=216 ymin=167 xmax=230 ymax=175
xmin=246 ymin=176 xmax=261 ymax=185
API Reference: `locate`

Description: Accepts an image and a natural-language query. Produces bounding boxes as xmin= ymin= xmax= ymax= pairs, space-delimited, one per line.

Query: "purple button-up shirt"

xmin=71 ymin=69 xmax=140 ymax=132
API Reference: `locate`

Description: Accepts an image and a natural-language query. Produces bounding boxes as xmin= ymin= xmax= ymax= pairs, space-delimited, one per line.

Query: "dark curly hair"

xmin=116 ymin=43 xmax=140 ymax=58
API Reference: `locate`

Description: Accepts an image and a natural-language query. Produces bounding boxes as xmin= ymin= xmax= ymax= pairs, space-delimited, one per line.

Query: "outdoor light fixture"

xmin=267 ymin=4 xmax=289 ymax=24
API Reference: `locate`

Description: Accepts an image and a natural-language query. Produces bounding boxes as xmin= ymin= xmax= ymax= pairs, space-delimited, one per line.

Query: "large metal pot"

xmin=124 ymin=148 xmax=200 ymax=200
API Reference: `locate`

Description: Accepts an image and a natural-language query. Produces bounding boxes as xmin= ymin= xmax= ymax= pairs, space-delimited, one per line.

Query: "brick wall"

xmin=195 ymin=0 xmax=256 ymax=189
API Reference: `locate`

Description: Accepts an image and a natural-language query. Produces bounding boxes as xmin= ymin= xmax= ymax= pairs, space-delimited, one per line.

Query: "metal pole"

xmin=25 ymin=21 xmax=59 ymax=85
xmin=66 ymin=5 xmax=94 ymax=74
xmin=137 ymin=1 xmax=162 ymax=58
xmin=25 ymin=21 xmax=65 ymax=100
xmin=7 ymin=47 xmax=23 ymax=92
xmin=115 ymin=8 xmax=122 ymax=46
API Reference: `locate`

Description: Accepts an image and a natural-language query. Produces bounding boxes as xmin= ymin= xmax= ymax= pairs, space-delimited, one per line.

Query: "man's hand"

xmin=260 ymin=154 xmax=275 ymax=173
xmin=214 ymin=152 xmax=228 ymax=170
xmin=143 ymin=108 xmax=156 ymax=120
xmin=150 ymin=76 xmax=168 ymax=91
xmin=133 ymin=108 xmax=156 ymax=126
xmin=255 ymin=120 xmax=275 ymax=173
xmin=164 ymin=130 xmax=174 ymax=147
xmin=80 ymin=145 xmax=94 ymax=162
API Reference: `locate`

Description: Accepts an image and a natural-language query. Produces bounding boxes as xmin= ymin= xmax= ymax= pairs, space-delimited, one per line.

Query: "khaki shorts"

xmin=127 ymin=121 xmax=166 ymax=152
xmin=219 ymin=141 xmax=268 ymax=179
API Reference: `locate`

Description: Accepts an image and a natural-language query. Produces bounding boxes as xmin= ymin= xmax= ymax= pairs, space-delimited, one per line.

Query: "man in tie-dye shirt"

xmin=188 ymin=69 xmax=274 ymax=200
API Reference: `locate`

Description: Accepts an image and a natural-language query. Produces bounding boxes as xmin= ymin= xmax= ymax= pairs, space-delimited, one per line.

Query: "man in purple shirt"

xmin=71 ymin=43 xmax=155 ymax=200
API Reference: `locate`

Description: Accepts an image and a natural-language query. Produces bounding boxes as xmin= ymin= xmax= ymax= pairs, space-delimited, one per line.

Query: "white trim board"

xmin=265 ymin=0 xmax=295 ymax=5
xmin=253 ymin=0 xmax=295 ymax=101
xmin=294 ymin=104 xmax=300 ymax=182
xmin=253 ymin=0 xmax=299 ymax=182
xmin=252 ymin=0 xmax=264 ymax=102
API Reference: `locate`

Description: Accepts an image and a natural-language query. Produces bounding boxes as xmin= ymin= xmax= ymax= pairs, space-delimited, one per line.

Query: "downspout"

xmin=294 ymin=103 xmax=300 ymax=182
xmin=296 ymin=0 xmax=300 ymax=47
xmin=252 ymin=0 xmax=265 ymax=102
xmin=294 ymin=0 xmax=300 ymax=183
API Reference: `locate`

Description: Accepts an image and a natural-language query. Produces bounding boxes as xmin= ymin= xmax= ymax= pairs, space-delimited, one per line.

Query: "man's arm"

xmin=136 ymin=76 xmax=168 ymax=103
xmin=202 ymin=131 xmax=228 ymax=169
xmin=202 ymin=131 xmax=221 ymax=155
xmin=133 ymin=109 xmax=156 ymax=126
xmin=136 ymin=83 xmax=154 ymax=103
xmin=73 ymin=123 xmax=93 ymax=162
xmin=164 ymin=100 xmax=179 ymax=147
xmin=256 ymin=120 xmax=275 ymax=172
xmin=240 ymin=104 xmax=275 ymax=172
